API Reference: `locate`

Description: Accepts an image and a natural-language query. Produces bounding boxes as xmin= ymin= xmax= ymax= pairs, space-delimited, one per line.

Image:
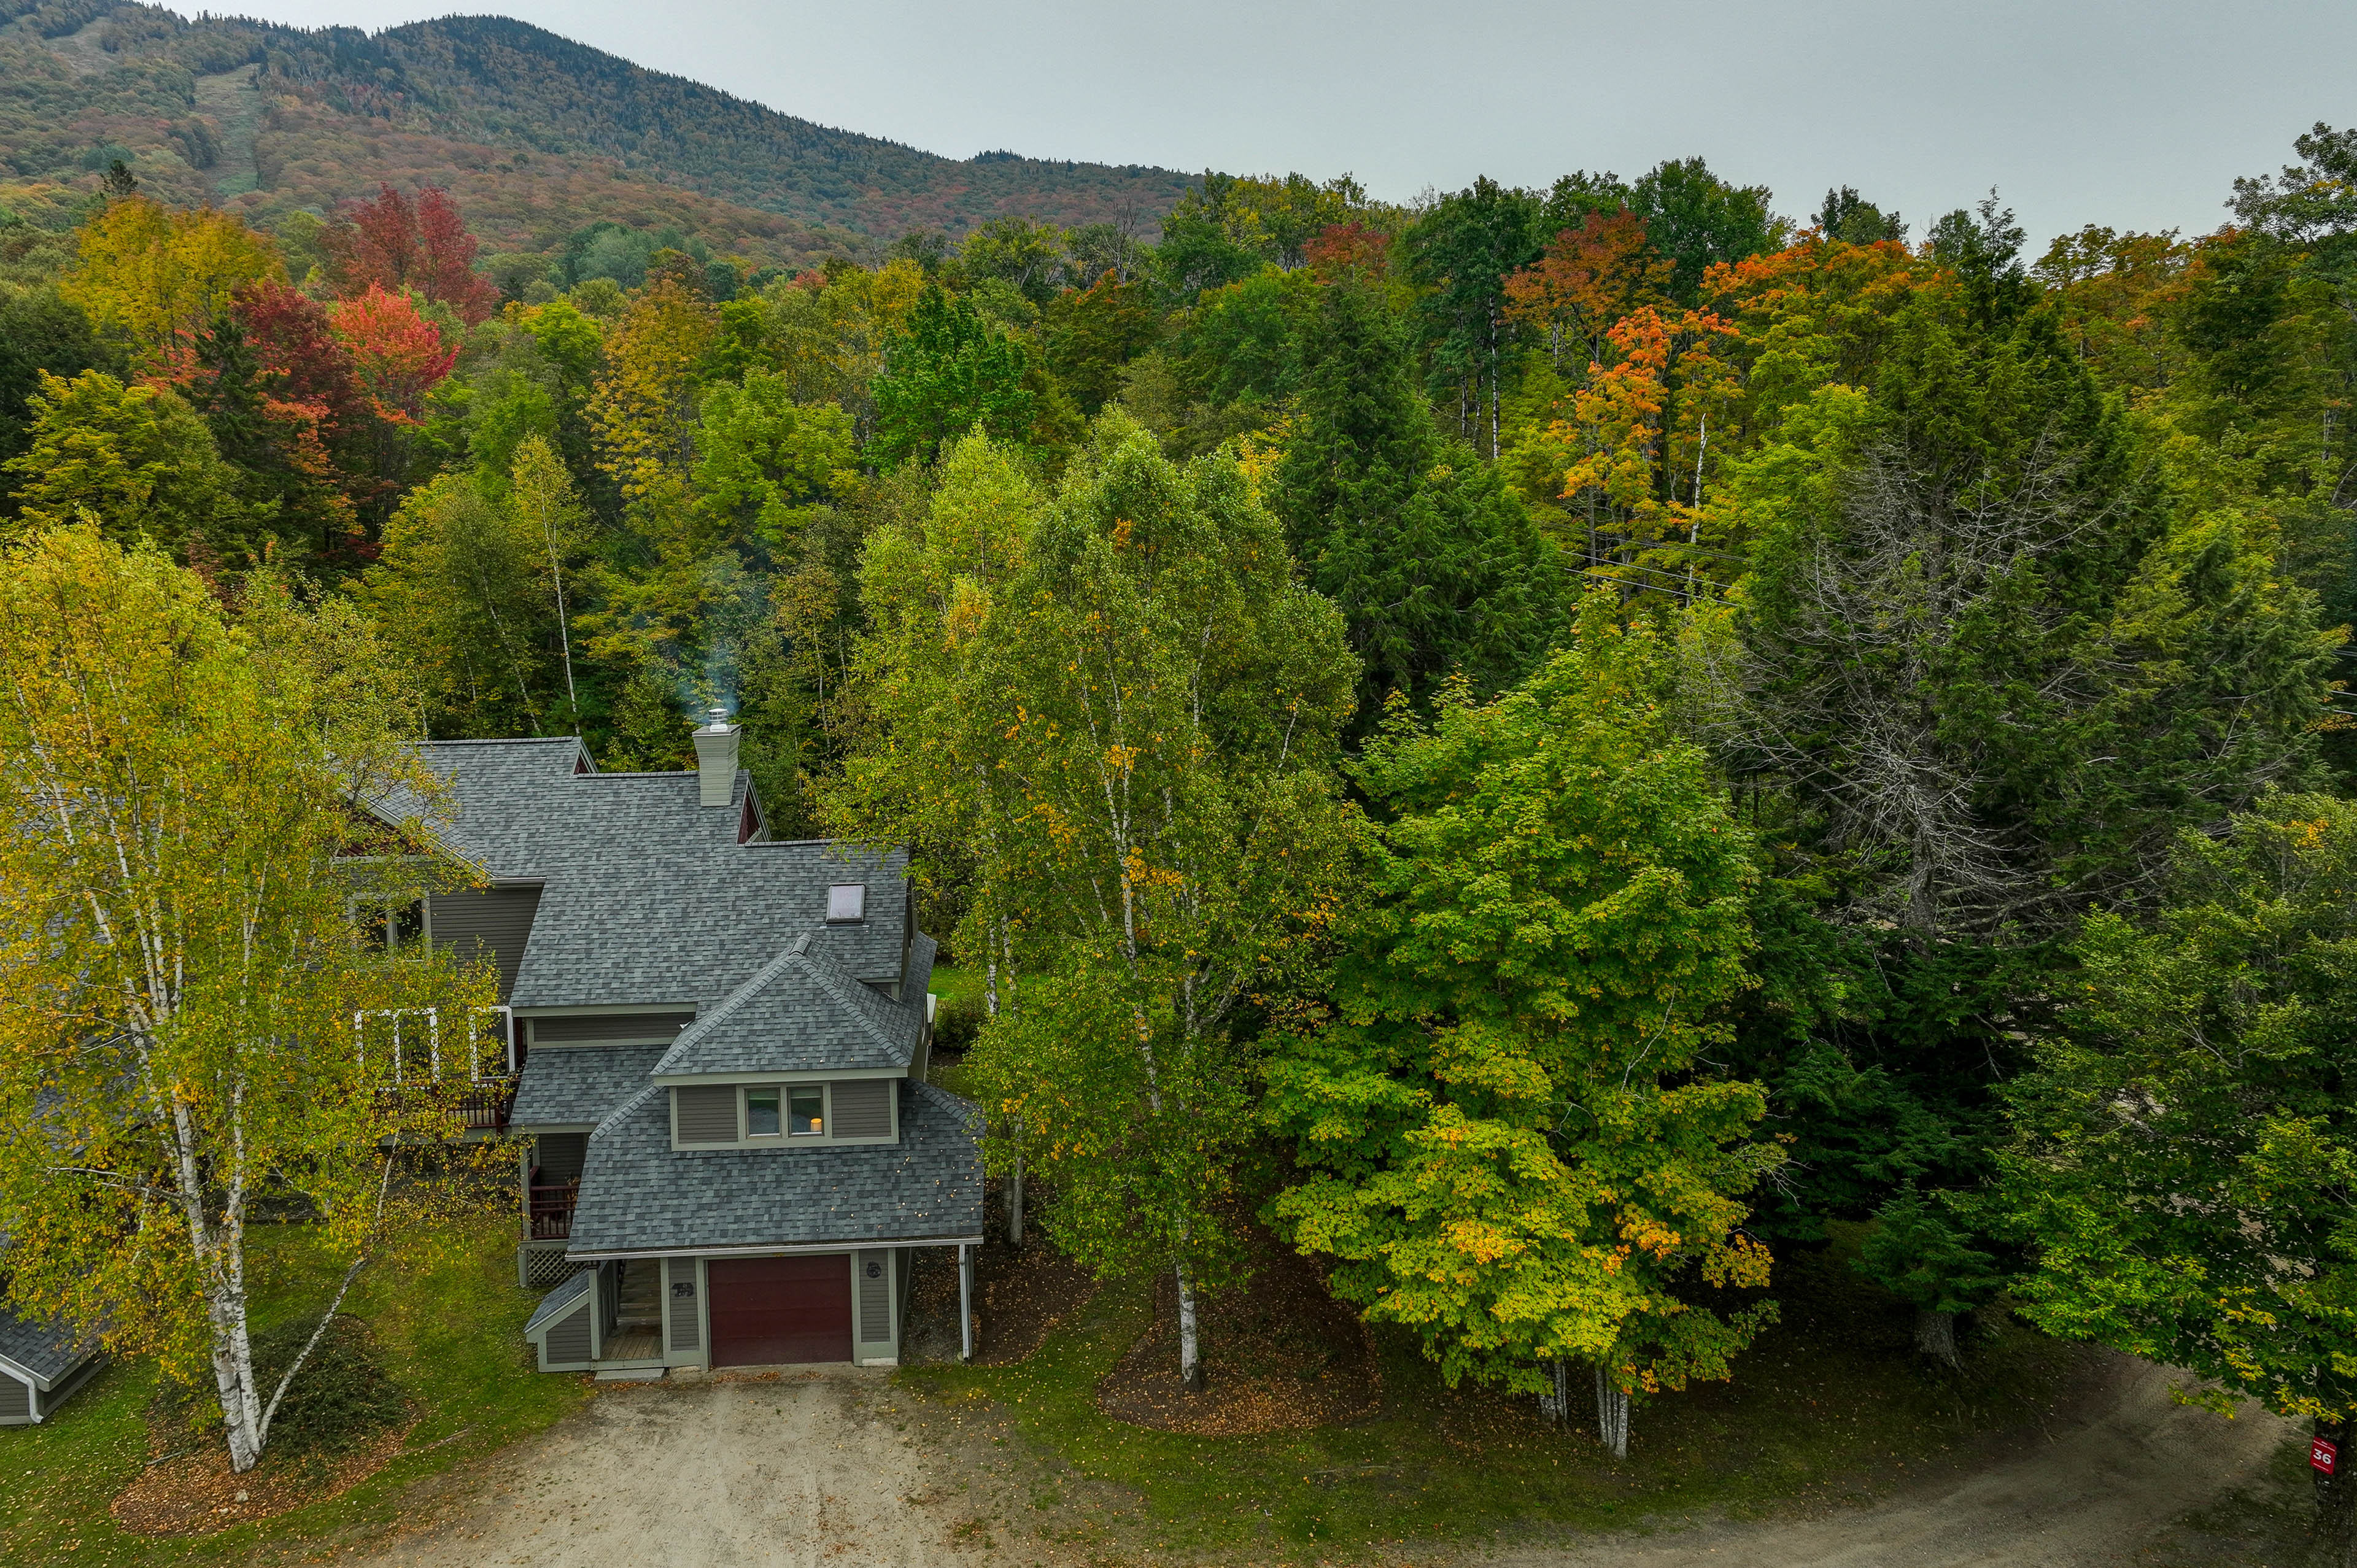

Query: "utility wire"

xmin=1569 ymin=563 xmax=1736 ymax=606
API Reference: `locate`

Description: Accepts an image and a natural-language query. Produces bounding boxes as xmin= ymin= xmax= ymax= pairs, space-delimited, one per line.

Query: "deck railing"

xmin=357 ymin=1006 xmax=517 ymax=1133
xmin=379 ymin=1076 xmax=518 ymax=1131
xmin=528 ymin=1180 xmax=578 ymax=1240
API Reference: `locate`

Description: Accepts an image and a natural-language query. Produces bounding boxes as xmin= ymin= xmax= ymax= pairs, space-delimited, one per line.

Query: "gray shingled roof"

xmin=522 ymin=1270 xmax=592 ymax=1337
xmin=654 ymin=932 xmax=936 ymax=1079
xmin=510 ymin=1046 xmax=671 ymax=1127
xmin=386 ymin=739 xmax=911 ymax=1011
xmin=0 ymin=1304 xmax=97 ymax=1388
xmin=567 ymin=1080 xmax=983 ymax=1255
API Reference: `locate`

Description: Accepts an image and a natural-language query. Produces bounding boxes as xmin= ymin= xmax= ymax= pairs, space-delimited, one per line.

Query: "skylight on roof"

xmin=827 ymin=883 xmax=866 ymax=923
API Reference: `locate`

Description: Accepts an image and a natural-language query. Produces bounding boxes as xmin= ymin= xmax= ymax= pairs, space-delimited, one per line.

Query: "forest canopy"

xmin=6 ymin=18 xmax=2357 ymax=1500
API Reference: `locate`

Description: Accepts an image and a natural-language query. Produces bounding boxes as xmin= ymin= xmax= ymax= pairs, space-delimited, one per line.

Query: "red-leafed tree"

xmin=235 ymin=281 xmax=373 ymax=445
xmin=1504 ymin=211 xmax=1674 ymax=374
xmin=328 ymin=285 xmax=458 ymax=424
xmin=230 ymin=279 xmax=392 ymax=535
xmin=1304 ymin=220 xmax=1393 ymax=284
xmin=325 ymin=185 xmax=500 ymax=325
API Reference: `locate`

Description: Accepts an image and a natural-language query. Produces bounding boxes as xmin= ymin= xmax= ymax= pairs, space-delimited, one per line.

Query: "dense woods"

xmin=7 ymin=5 xmax=2357 ymax=1534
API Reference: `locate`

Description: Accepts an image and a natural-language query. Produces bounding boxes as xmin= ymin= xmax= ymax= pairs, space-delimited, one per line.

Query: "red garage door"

xmin=706 ymin=1256 xmax=853 ymax=1367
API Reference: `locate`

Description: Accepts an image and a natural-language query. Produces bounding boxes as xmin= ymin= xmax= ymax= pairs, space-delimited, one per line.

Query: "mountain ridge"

xmin=0 ymin=3 xmax=1195 ymax=253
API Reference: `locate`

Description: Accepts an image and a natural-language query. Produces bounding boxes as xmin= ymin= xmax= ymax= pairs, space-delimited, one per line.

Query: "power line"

xmin=1569 ymin=563 xmax=1735 ymax=607
xmin=1619 ymin=541 xmax=1752 ymax=566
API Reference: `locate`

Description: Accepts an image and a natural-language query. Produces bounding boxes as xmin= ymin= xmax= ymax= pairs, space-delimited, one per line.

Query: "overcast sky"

xmin=184 ymin=1 xmax=2354 ymax=251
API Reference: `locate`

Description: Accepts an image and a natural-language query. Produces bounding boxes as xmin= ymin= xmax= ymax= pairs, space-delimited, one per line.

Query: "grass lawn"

xmin=902 ymin=1225 xmax=2091 ymax=1561
xmin=0 ymin=1219 xmax=587 ymax=1567
xmin=927 ymin=964 xmax=989 ymax=1013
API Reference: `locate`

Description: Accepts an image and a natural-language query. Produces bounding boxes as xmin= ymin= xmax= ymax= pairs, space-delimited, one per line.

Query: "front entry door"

xmin=705 ymin=1256 xmax=853 ymax=1365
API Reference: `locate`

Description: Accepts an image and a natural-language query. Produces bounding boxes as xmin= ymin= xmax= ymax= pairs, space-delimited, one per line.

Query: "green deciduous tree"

xmin=2000 ymin=793 xmax=2357 ymax=1547
xmin=1266 ymin=592 xmax=1776 ymax=1456
xmin=1630 ymin=158 xmax=1781 ymax=306
xmin=0 ymin=527 xmax=497 ymax=1474
xmin=1407 ymin=176 xmax=1544 ymax=457
xmin=0 ymin=287 xmax=112 ymax=474
xmin=835 ymin=416 xmax=1358 ymax=1388
xmin=2 ymin=368 xmax=257 ymax=557
xmin=359 ymin=469 xmax=567 ymax=736
xmin=691 ymin=368 xmax=857 ymax=547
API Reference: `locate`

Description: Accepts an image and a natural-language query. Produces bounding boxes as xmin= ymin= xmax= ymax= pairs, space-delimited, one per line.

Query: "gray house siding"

xmin=429 ymin=886 xmax=541 ymax=1002
xmin=35 ymin=1356 xmax=101 ymax=1420
xmin=674 ymin=1086 xmax=738 ymax=1143
xmin=834 ymin=1079 xmax=892 ymax=1139
xmin=664 ymin=1257 xmax=702 ymax=1365
xmin=0 ymin=1372 xmax=28 ymax=1424
xmin=525 ymin=1272 xmax=595 ymax=1371
xmin=855 ymin=1249 xmax=896 ymax=1364
xmin=542 ymin=1305 xmax=591 ymax=1368
xmin=535 ymin=1132 xmax=588 ymax=1182
xmin=529 ymin=1013 xmax=694 ymax=1047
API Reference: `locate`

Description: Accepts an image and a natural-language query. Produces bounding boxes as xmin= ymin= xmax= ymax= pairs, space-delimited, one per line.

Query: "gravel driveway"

xmin=1497 ymin=1356 xmax=2294 ymax=1568
xmin=345 ymin=1353 xmax=2293 ymax=1568
xmin=350 ymin=1367 xmax=988 ymax=1568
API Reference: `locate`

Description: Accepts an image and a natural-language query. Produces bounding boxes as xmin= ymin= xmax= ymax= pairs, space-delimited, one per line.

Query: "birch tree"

xmin=0 ymin=527 xmax=497 ymax=1473
xmin=834 ymin=415 xmax=1357 ymax=1388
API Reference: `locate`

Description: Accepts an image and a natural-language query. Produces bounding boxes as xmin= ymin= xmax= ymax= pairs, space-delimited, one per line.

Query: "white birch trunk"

xmin=174 ymin=1103 xmax=263 ymax=1471
xmin=1008 ymin=1135 xmax=1024 ymax=1248
xmin=1595 ymin=1365 xmax=1630 ymax=1460
xmin=1538 ymin=1359 xmax=1570 ymax=1423
xmin=1175 ymin=1261 xmax=1204 ymax=1392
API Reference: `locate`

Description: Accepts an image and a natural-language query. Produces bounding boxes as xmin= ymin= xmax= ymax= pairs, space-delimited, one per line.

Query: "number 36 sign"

xmin=2315 ymin=1437 xmax=2340 ymax=1475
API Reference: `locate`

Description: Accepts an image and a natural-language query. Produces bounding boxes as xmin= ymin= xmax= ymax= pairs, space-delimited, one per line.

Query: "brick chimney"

xmin=692 ymin=708 xmax=740 ymax=807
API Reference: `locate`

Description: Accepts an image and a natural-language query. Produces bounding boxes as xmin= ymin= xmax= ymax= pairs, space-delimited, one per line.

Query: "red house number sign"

xmin=2315 ymin=1437 xmax=2340 ymax=1475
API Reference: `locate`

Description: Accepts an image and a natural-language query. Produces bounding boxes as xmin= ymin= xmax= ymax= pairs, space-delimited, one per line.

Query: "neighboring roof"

xmin=522 ymin=1270 xmax=592 ymax=1337
xmin=653 ymin=931 xmax=937 ymax=1079
xmin=567 ymin=1081 xmax=983 ymax=1256
xmin=0 ymin=1305 xmax=98 ymax=1390
xmin=384 ymin=739 xmax=913 ymax=1011
xmin=510 ymin=1046 xmax=671 ymax=1127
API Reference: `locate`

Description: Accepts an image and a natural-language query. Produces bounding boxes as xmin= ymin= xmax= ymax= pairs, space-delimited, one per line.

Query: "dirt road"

xmin=350 ymin=1367 xmax=987 ymax=1568
xmin=1494 ymin=1356 xmax=2294 ymax=1568
xmin=347 ymin=1354 xmax=2290 ymax=1568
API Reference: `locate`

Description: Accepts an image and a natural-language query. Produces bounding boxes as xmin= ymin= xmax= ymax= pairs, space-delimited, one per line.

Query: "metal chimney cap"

xmin=698 ymin=706 xmax=735 ymax=732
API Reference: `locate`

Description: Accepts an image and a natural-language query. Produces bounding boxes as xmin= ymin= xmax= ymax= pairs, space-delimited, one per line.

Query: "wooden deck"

xmin=598 ymin=1329 xmax=662 ymax=1364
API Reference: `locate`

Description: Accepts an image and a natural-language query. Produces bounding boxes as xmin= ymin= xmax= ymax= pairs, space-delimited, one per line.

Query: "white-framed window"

xmin=788 ymin=1084 xmax=826 ymax=1136
xmin=826 ymin=883 xmax=865 ymax=923
xmin=353 ymin=895 xmax=425 ymax=951
xmin=745 ymin=1085 xmax=782 ymax=1138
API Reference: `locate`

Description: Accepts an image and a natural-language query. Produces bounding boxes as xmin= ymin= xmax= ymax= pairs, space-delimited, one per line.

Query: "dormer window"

xmin=788 ymin=1086 xmax=826 ymax=1136
xmin=827 ymin=884 xmax=865 ymax=923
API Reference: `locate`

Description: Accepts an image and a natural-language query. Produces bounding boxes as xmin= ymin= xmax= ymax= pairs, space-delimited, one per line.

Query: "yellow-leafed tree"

xmin=0 ymin=528 xmax=500 ymax=1473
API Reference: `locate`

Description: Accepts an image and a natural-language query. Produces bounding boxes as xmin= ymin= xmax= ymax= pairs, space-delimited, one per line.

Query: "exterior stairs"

xmin=616 ymin=1257 xmax=662 ymax=1332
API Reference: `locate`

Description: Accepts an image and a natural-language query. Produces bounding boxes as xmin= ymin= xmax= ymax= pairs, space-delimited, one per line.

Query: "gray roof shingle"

xmin=567 ymin=1080 xmax=983 ymax=1255
xmin=654 ymin=932 xmax=937 ymax=1079
xmin=0 ymin=1304 xmax=98 ymax=1388
xmin=389 ymin=740 xmax=911 ymax=1011
xmin=522 ymin=1270 xmax=591 ymax=1337
xmin=510 ymin=1046 xmax=671 ymax=1127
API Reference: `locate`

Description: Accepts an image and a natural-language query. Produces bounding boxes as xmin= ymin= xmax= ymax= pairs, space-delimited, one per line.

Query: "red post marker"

xmin=2314 ymin=1437 xmax=2339 ymax=1475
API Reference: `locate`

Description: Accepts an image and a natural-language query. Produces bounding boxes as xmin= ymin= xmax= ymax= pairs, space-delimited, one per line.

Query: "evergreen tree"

xmin=1270 ymin=279 xmax=1560 ymax=731
xmin=870 ymin=285 xmax=1036 ymax=469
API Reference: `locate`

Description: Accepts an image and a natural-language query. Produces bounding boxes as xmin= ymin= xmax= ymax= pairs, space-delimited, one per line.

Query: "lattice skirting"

xmin=519 ymin=1243 xmax=582 ymax=1291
